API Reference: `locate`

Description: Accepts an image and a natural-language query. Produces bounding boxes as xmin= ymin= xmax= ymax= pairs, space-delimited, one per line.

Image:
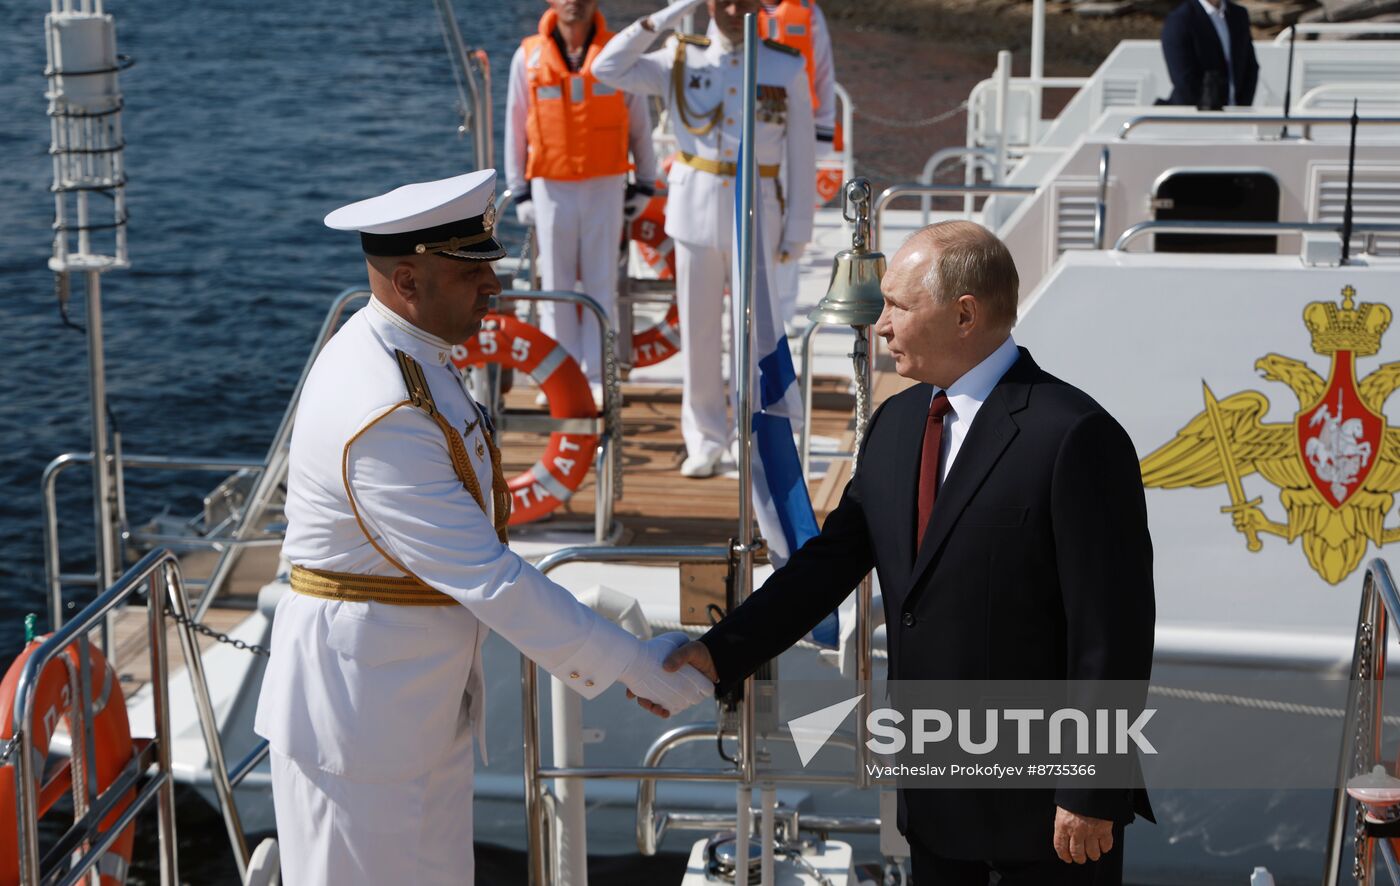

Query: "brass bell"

xmin=809 ymin=178 xmax=885 ymax=328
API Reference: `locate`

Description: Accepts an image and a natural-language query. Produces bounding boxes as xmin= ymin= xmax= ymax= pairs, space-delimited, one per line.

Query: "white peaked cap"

xmin=324 ymin=169 xmax=505 ymax=261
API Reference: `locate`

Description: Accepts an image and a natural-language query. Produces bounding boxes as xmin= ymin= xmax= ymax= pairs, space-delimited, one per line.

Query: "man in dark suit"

xmin=1161 ymin=0 xmax=1259 ymax=109
xmin=654 ymin=222 xmax=1155 ymax=884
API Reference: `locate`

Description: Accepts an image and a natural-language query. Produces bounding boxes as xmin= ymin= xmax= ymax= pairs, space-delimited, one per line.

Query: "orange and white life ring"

xmin=815 ymin=120 xmax=846 ymax=206
xmin=629 ymin=181 xmax=676 ymax=282
xmin=1 ymin=638 xmax=136 ymax=886
xmin=452 ymin=314 xmax=599 ymax=525
xmin=631 ymin=303 xmax=682 ymax=369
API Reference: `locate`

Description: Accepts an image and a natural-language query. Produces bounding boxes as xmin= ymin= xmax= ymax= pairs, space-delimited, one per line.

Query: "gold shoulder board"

xmin=677 ymin=33 xmax=711 ymax=47
xmin=394 ymin=349 xmax=439 ymax=416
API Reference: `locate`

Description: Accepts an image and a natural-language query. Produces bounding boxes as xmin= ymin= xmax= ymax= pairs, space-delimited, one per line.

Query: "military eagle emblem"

xmin=1140 ymin=286 xmax=1400 ymax=585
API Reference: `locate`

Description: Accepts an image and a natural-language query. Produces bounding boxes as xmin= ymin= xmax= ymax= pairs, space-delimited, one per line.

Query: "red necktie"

xmin=916 ymin=392 xmax=954 ymax=548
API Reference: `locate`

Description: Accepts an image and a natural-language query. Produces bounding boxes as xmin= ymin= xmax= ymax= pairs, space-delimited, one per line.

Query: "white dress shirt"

xmin=1197 ymin=0 xmax=1234 ymax=105
xmin=932 ymin=335 xmax=1020 ymax=483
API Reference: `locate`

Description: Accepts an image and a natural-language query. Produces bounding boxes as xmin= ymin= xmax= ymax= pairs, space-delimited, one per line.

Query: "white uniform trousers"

xmin=271 ymin=732 xmax=475 ymax=885
xmin=674 ymin=202 xmax=782 ymax=461
xmin=532 ymin=176 xmax=626 ymax=387
xmin=674 ymin=238 xmax=733 ymax=460
xmin=775 ymin=253 xmax=802 ymax=330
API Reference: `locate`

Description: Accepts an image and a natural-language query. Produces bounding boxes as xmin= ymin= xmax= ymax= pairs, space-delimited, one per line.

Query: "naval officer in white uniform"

xmin=253 ymin=169 xmax=712 ymax=885
xmin=593 ymin=0 xmax=815 ymax=478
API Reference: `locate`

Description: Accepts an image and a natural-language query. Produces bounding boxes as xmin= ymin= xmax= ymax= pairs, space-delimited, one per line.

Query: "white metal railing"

xmin=1276 ymin=22 xmax=1400 ymax=43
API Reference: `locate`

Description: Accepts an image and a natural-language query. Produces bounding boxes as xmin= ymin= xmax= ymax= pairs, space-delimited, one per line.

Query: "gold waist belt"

xmin=289 ymin=565 xmax=455 ymax=607
xmin=677 ymin=152 xmax=780 ymax=179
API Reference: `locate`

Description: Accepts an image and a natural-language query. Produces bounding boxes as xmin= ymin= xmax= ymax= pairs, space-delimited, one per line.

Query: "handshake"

xmin=617 ymin=632 xmax=720 ymax=718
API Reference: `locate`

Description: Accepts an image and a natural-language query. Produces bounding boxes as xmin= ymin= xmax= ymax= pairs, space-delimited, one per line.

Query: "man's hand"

xmin=514 ymin=197 xmax=535 ymax=228
xmin=1052 ymin=807 xmax=1114 ymax=864
xmin=664 ymin=640 xmax=719 ymax=682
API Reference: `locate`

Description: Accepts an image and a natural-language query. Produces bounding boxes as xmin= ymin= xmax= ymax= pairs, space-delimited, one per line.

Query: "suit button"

xmin=569 ymin=671 xmax=580 ymax=679
xmin=584 ymin=680 xmax=595 ymax=688
xmin=902 ymin=613 xmax=916 ymax=627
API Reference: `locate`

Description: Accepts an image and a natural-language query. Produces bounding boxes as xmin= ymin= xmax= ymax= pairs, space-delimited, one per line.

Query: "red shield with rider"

xmin=1295 ymin=349 xmax=1385 ymax=510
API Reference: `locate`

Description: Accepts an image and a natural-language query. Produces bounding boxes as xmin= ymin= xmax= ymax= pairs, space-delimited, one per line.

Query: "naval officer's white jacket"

xmin=592 ymin=1 xmax=816 ymax=252
xmin=254 ymin=298 xmax=641 ymax=783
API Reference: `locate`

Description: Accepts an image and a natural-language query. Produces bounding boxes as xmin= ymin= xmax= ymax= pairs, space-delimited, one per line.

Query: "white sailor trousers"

xmin=673 ymin=193 xmax=783 ymax=460
xmin=271 ymin=732 xmax=475 ymax=885
xmin=531 ymin=175 xmax=626 ymax=387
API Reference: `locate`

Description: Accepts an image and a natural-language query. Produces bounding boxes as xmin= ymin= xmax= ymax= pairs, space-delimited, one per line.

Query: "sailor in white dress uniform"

xmin=253 ymin=169 xmax=712 ymax=885
xmin=593 ymin=0 xmax=815 ymax=477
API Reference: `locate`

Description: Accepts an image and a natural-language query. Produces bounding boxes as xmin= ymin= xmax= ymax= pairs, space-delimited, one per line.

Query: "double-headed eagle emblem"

xmin=1140 ymin=286 xmax=1400 ymax=585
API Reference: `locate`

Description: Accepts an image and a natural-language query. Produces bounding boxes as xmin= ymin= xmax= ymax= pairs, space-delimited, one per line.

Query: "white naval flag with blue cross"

xmin=732 ymin=145 xmax=837 ymax=647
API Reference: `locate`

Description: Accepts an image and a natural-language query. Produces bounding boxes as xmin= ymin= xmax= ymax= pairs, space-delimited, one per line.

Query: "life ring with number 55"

xmin=452 ymin=314 xmax=599 ymax=525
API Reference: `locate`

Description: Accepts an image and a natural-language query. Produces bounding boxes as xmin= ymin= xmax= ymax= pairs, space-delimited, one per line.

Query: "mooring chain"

xmin=0 ymin=733 xmax=20 ymax=766
xmin=165 ymin=609 xmax=270 ymax=657
xmin=856 ymin=100 xmax=969 ymax=130
xmin=605 ymin=326 xmax=624 ymax=500
xmin=1352 ymin=624 xmax=1374 ymax=882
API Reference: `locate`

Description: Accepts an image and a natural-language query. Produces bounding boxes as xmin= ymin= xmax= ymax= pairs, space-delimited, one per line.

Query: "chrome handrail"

xmin=1117 ymin=114 xmax=1400 ymax=139
xmin=1113 ymin=220 xmax=1400 ymax=252
xmin=12 ymin=550 xmax=182 ymax=884
xmin=1094 ymin=147 xmax=1111 ymax=250
xmin=871 ymin=182 xmax=1038 ymax=250
xmin=1324 ymin=558 xmax=1397 ymax=886
xmin=44 ymin=451 xmax=266 ymax=629
xmin=635 ymin=723 xmax=864 ymax=855
xmin=497 ymin=288 xmax=624 ymax=538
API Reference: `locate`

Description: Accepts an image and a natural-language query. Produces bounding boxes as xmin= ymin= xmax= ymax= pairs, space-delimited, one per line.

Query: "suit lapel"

xmin=1188 ymin=0 xmax=1228 ymax=70
xmin=906 ymin=352 xmax=1035 ymax=596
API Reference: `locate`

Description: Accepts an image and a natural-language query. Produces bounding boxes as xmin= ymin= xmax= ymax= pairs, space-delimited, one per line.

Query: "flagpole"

xmin=735 ymin=11 xmax=761 ymax=885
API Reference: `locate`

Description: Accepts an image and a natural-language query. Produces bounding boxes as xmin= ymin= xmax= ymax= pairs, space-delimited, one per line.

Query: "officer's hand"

xmin=621 ymin=635 xmax=714 ymax=717
xmin=1052 ymin=807 xmax=1114 ymax=864
xmin=515 ymin=198 xmax=536 ymax=228
xmin=779 ymin=241 xmax=807 ymax=264
xmin=646 ymin=0 xmax=707 ymax=33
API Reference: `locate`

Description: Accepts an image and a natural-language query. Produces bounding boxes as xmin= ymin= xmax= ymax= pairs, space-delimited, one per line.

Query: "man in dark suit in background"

xmin=1161 ymin=0 xmax=1259 ymax=109
xmin=656 ymin=222 xmax=1156 ymax=884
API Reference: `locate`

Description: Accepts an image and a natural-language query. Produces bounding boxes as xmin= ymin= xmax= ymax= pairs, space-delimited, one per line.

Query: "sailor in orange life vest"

xmin=506 ymin=0 xmax=659 ymax=407
xmin=759 ymin=0 xmax=836 ymax=335
xmin=594 ymin=0 xmax=816 ymax=477
xmin=253 ymin=169 xmax=712 ymax=885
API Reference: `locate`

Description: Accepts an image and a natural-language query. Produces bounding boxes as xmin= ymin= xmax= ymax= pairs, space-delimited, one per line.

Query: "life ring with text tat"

xmin=0 ymin=638 xmax=137 ymax=886
xmin=631 ymin=303 xmax=682 ymax=369
xmin=452 ymin=314 xmax=598 ymax=525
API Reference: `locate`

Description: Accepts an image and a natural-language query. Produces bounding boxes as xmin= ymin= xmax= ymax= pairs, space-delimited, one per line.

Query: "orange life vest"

xmin=522 ymin=10 xmax=630 ymax=182
xmin=760 ymin=0 xmax=819 ymax=110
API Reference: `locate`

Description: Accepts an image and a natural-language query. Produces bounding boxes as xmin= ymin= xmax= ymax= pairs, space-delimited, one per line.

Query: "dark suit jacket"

xmin=1161 ymin=0 xmax=1259 ymax=108
xmin=700 ymin=349 xmax=1156 ymax=861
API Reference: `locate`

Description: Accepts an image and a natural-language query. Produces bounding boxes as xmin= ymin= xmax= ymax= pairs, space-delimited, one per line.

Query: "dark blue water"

xmin=0 ymin=0 xmax=547 ymax=664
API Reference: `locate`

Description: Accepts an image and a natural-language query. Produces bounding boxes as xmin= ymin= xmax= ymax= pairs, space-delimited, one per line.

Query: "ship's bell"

xmin=808 ymin=177 xmax=885 ymax=328
xmin=810 ymin=246 xmax=885 ymax=327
